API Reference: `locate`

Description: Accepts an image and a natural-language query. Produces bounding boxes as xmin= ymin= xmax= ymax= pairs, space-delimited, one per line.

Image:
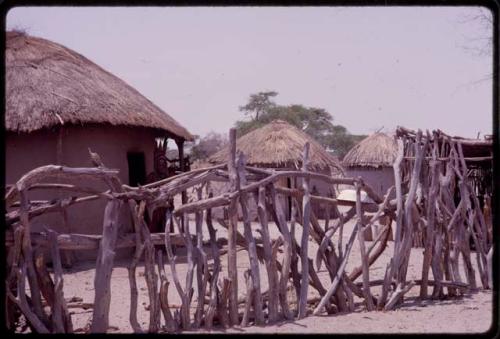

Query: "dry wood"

xmin=420 ymin=136 xmax=439 ymax=299
xmin=268 ymin=185 xmax=294 ymax=320
xmin=308 ymin=210 xmax=350 ymax=312
xmin=174 ymin=215 xmax=195 ymax=330
xmin=298 ymin=142 xmax=311 ymax=319
xmin=378 ymin=260 xmax=393 ymax=310
xmin=173 ymin=193 xmax=232 ymax=216
xmin=399 ymin=131 xmax=426 ymax=284
xmin=34 ymin=249 xmax=55 ymax=312
xmin=5 ymin=230 xmax=190 ymax=250
xmin=5 ymin=125 xmax=492 ymax=333
xmin=348 ymin=186 xmax=395 ymax=282
xmin=226 ymin=128 xmax=239 ymax=326
xmin=194 ymin=188 xmax=208 ymax=328
xmin=6 ymin=165 xmax=119 ymax=206
xmin=312 ymin=224 xmax=357 ymax=316
xmin=349 ymin=222 xmax=392 ymax=282
xmin=142 ymin=226 xmax=160 ymax=333
xmin=127 ymin=200 xmax=145 ymax=333
xmin=354 ymin=182 xmax=375 ymax=311
xmin=164 ymin=212 xmax=187 ymax=330
xmin=7 ymin=194 xmax=103 ymax=225
xmin=241 ymin=269 xmax=254 ymax=327
xmin=128 ymin=243 xmax=145 ymax=333
xmin=91 ymin=199 xmax=123 ymax=333
xmin=388 ymin=138 xmax=405 ymax=302
xmin=48 ymin=230 xmax=72 ymax=333
xmin=384 ymin=280 xmax=417 ymax=311
xmin=217 ymin=277 xmax=231 ymax=328
xmin=236 ymin=152 xmax=264 ymax=324
xmin=205 ymin=197 xmax=221 ymax=329
xmin=6 ymin=226 xmax=23 ymax=332
xmin=18 ymin=189 xmax=47 ymax=325
xmin=8 ymin=264 xmax=49 ymax=333
xmin=256 ymin=185 xmax=279 ymax=324
xmin=157 ymin=251 xmax=177 ymax=333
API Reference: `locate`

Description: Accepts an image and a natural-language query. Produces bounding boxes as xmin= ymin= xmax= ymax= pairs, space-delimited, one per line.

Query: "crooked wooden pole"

xmin=237 ymin=152 xmax=265 ymax=325
xmin=355 ymin=181 xmax=375 ymax=311
xmin=5 ymin=126 xmax=493 ymax=333
xmin=226 ymin=128 xmax=239 ymax=326
xmin=91 ymin=199 xmax=123 ymax=333
xmin=298 ymin=142 xmax=311 ymax=319
xmin=256 ymin=185 xmax=279 ymax=323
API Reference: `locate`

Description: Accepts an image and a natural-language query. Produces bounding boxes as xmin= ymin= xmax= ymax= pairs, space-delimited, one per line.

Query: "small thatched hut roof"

xmin=6 ymin=31 xmax=193 ymax=141
xmin=343 ymin=132 xmax=397 ymax=168
xmin=208 ymin=120 xmax=344 ymax=175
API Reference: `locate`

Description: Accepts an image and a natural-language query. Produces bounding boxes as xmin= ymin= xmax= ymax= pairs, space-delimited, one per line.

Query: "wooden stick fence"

xmin=5 ymin=127 xmax=492 ymax=333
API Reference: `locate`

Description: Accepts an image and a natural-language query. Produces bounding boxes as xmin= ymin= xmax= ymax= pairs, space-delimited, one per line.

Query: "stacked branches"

xmin=5 ymin=127 xmax=492 ymax=333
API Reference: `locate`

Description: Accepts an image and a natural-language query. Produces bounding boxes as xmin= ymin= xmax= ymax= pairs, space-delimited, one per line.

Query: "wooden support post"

xmin=18 ymin=189 xmax=47 ymax=325
xmin=157 ymin=251 xmax=177 ymax=333
xmin=397 ymin=131 xmax=426 ymax=303
xmin=205 ymin=195 xmax=221 ymax=329
xmin=142 ymin=224 xmax=160 ymax=333
xmin=48 ymin=230 xmax=72 ymax=333
xmin=355 ymin=181 xmax=375 ymax=311
xmin=177 ymin=215 xmax=195 ymax=330
xmin=164 ymin=213 xmax=189 ymax=330
xmin=8 ymin=263 xmax=49 ymax=333
xmin=241 ymin=270 xmax=254 ymax=327
xmin=128 ymin=200 xmax=145 ymax=333
xmin=256 ymin=186 xmax=279 ymax=324
xmin=420 ymin=135 xmax=439 ymax=299
xmin=236 ymin=152 xmax=264 ymax=325
xmin=194 ymin=188 xmax=209 ymax=328
xmin=269 ymin=185 xmax=294 ymax=320
xmin=226 ymin=128 xmax=239 ymax=326
xmin=298 ymin=143 xmax=310 ymax=319
xmin=176 ymin=139 xmax=187 ymax=205
xmin=217 ymin=277 xmax=231 ymax=328
xmin=91 ymin=199 xmax=123 ymax=333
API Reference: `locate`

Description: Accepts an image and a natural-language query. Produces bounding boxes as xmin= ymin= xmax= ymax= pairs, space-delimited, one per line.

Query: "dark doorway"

xmin=127 ymin=152 xmax=146 ymax=186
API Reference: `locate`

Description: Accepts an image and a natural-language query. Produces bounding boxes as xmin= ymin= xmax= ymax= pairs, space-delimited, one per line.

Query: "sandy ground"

xmin=56 ymin=216 xmax=493 ymax=334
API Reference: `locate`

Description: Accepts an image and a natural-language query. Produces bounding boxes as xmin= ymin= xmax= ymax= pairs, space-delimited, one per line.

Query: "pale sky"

xmin=7 ymin=6 xmax=494 ymax=139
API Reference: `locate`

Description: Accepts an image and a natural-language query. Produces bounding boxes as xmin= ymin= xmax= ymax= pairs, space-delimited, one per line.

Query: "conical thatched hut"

xmin=208 ymin=119 xmax=344 ymax=219
xmin=6 ymin=31 xmax=193 ymax=260
xmin=342 ymin=132 xmax=397 ymax=197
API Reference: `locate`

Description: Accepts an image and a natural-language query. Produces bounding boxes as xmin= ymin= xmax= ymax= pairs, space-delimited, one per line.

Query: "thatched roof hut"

xmin=342 ymin=132 xmax=397 ymax=168
xmin=208 ymin=119 xmax=344 ymax=220
xmin=5 ymin=31 xmax=193 ymax=141
xmin=5 ymin=31 xmax=194 ymax=261
xmin=342 ymin=132 xmax=397 ymax=198
xmin=209 ymin=120 xmax=344 ymax=175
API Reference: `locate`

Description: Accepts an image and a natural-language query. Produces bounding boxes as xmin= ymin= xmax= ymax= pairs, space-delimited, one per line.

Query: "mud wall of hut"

xmin=6 ymin=125 xmax=163 ymax=260
xmin=345 ymin=167 xmax=395 ymax=198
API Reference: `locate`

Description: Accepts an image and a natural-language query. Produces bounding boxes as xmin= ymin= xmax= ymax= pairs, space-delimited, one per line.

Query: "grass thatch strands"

xmin=343 ymin=132 xmax=397 ymax=168
xmin=6 ymin=31 xmax=193 ymax=140
xmin=208 ymin=120 xmax=344 ymax=175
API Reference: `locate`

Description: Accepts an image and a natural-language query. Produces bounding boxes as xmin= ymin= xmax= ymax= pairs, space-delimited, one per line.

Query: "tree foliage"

xmin=189 ymin=132 xmax=228 ymax=161
xmin=235 ymin=91 xmax=366 ymax=159
xmin=239 ymin=91 xmax=278 ymax=121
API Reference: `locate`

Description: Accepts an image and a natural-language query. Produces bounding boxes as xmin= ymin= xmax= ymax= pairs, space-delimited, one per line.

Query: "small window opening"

xmin=127 ymin=152 xmax=146 ymax=186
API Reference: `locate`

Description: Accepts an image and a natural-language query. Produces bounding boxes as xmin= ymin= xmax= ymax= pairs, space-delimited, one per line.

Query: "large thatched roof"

xmin=208 ymin=120 xmax=344 ymax=174
xmin=5 ymin=31 xmax=193 ymax=140
xmin=343 ymin=132 xmax=397 ymax=168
